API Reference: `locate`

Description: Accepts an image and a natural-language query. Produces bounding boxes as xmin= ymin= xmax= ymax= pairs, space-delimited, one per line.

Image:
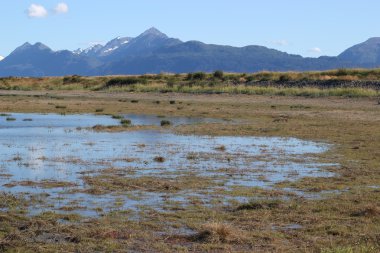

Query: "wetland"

xmin=0 ymin=88 xmax=378 ymax=252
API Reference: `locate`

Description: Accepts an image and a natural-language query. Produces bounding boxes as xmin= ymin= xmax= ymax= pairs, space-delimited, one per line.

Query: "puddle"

xmin=122 ymin=113 xmax=224 ymax=126
xmin=271 ymin=223 xmax=303 ymax=231
xmin=0 ymin=113 xmax=337 ymax=216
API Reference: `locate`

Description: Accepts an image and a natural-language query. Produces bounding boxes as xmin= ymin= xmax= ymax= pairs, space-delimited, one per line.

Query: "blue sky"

xmin=1 ymin=0 xmax=379 ymax=58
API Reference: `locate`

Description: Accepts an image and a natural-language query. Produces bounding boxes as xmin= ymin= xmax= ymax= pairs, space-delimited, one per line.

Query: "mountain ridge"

xmin=1 ymin=28 xmax=380 ymax=76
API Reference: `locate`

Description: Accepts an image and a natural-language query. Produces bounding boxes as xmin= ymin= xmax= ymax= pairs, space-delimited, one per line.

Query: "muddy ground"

xmin=0 ymin=90 xmax=379 ymax=252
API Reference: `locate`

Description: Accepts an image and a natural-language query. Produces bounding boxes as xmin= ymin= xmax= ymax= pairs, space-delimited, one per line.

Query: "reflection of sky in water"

xmin=0 ymin=113 xmax=337 ymax=216
xmin=122 ymin=113 xmax=224 ymax=126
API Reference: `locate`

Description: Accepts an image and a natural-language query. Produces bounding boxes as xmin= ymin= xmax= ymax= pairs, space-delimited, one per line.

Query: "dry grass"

xmin=1 ymin=71 xmax=379 ymax=97
xmin=191 ymin=222 xmax=247 ymax=244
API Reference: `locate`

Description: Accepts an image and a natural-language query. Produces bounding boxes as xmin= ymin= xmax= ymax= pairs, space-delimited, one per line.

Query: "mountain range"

xmin=1 ymin=27 xmax=380 ymax=77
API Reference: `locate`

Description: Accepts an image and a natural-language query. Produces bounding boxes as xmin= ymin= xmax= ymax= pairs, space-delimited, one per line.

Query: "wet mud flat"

xmin=0 ymin=92 xmax=378 ymax=252
xmin=0 ymin=113 xmax=335 ymax=217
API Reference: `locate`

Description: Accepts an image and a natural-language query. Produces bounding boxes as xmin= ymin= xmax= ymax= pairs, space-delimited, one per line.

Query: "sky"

xmin=1 ymin=0 xmax=380 ymax=59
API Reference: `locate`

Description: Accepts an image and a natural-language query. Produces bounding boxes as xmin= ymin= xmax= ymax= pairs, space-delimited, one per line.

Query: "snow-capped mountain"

xmin=73 ymin=44 xmax=103 ymax=57
xmin=100 ymin=27 xmax=182 ymax=63
xmin=99 ymin=36 xmax=132 ymax=56
xmin=0 ymin=56 xmax=4 ymax=61
xmin=1 ymin=27 xmax=380 ymax=76
xmin=74 ymin=36 xmax=132 ymax=57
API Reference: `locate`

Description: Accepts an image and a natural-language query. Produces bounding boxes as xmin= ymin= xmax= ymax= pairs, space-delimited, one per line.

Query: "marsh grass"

xmin=0 ymin=90 xmax=379 ymax=252
xmin=191 ymin=222 xmax=247 ymax=244
xmin=215 ymin=145 xmax=226 ymax=151
xmin=81 ymin=174 xmax=216 ymax=193
xmin=321 ymin=246 xmax=378 ymax=253
xmin=1 ymin=70 xmax=379 ymax=97
xmin=153 ymin=156 xmax=165 ymax=163
xmin=3 ymin=180 xmax=77 ymax=189
xmin=120 ymin=119 xmax=132 ymax=126
xmin=236 ymin=199 xmax=283 ymax=211
xmin=160 ymin=120 xmax=171 ymax=126
xmin=111 ymin=115 xmax=123 ymax=119
xmin=106 ymin=83 xmax=379 ymax=97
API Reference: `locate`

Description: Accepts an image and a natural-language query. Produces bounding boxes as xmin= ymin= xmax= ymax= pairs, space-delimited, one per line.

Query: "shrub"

xmin=63 ymin=75 xmax=82 ymax=84
xmin=186 ymin=73 xmax=193 ymax=81
xmin=213 ymin=70 xmax=224 ymax=79
xmin=336 ymin=68 xmax=349 ymax=76
xmin=278 ymin=74 xmax=291 ymax=82
xmin=167 ymin=79 xmax=175 ymax=88
xmin=105 ymin=77 xmax=147 ymax=87
xmin=192 ymin=72 xmax=207 ymax=80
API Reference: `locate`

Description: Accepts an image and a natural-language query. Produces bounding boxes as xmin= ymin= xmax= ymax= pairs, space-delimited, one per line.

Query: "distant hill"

xmin=0 ymin=28 xmax=380 ymax=77
xmin=0 ymin=42 xmax=100 ymax=76
xmin=338 ymin=37 xmax=380 ymax=67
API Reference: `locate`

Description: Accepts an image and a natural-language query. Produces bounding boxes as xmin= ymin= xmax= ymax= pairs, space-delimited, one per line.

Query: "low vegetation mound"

xmin=1 ymin=69 xmax=380 ymax=97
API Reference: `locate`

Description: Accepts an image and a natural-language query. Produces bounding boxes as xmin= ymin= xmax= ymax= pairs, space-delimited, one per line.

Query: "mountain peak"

xmin=13 ymin=42 xmax=51 ymax=54
xmin=16 ymin=42 xmax=32 ymax=51
xmin=139 ymin=27 xmax=167 ymax=38
xmin=34 ymin=42 xmax=51 ymax=51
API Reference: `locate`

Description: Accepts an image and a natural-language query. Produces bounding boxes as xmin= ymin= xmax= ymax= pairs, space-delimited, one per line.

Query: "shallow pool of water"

xmin=0 ymin=113 xmax=336 ymax=216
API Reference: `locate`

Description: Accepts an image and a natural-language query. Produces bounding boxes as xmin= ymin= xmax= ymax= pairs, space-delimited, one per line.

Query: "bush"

xmin=105 ymin=77 xmax=147 ymax=87
xmin=167 ymin=79 xmax=175 ymax=88
xmin=278 ymin=74 xmax=291 ymax=82
xmin=192 ymin=72 xmax=207 ymax=80
xmin=213 ymin=70 xmax=224 ymax=79
xmin=186 ymin=72 xmax=207 ymax=81
xmin=336 ymin=69 xmax=349 ymax=76
xmin=63 ymin=75 xmax=82 ymax=84
xmin=186 ymin=73 xmax=193 ymax=81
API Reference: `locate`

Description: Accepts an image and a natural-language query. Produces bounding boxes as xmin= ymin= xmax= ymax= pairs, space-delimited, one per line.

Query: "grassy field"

xmin=0 ymin=75 xmax=379 ymax=252
xmin=0 ymin=69 xmax=380 ymax=98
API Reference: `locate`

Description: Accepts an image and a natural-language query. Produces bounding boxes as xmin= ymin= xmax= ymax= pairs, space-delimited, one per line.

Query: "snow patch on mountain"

xmin=103 ymin=46 xmax=119 ymax=53
xmin=73 ymin=36 xmax=132 ymax=57
xmin=99 ymin=36 xmax=131 ymax=56
xmin=0 ymin=56 xmax=4 ymax=61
